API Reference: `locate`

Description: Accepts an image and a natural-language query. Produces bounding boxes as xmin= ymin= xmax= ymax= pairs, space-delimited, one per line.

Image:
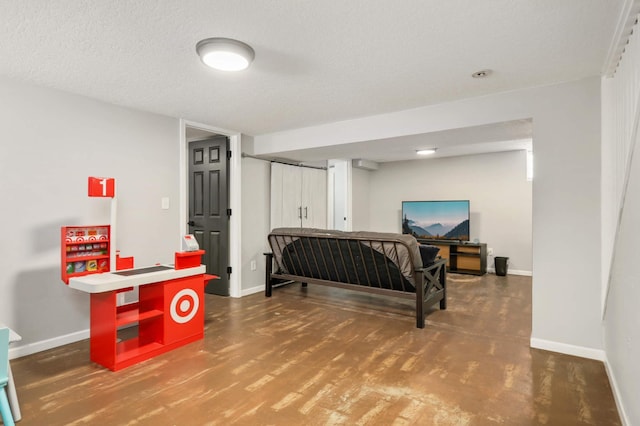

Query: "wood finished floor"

xmin=11 ymin=274 xmax=620 ymax=425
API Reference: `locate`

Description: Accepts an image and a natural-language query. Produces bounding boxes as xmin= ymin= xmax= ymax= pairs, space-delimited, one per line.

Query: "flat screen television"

xmin=402 ymin=200 xmax=470 ymax=241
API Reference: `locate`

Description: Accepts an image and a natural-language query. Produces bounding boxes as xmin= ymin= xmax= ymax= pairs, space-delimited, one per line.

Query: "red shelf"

xmin=116 ymin=339 xmax=164 ymax=362
xmin=116 ymin=308 xmax=163 ymax=327
xmin=66 ymin=269 xmax=107 ymax=280
xmin=65 ymin=239 xmax=109 ymax=246
xmin=87 ymin=265 xmax=208 ymax=371
xmin=61 ymin=225 xmax=111 ymax=284
xmin=65 ymin=254 xmax=109 ymax=262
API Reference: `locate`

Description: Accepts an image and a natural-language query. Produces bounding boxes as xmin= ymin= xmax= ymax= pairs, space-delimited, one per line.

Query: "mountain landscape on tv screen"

xmin=425 ymin=223 xmax=447 ymax=236
xmin=403 ymin=218 xmax=430 ymax=237
xmin=403 ymin=216 xmax=469 ymax=240
xmin=444 ymin=219 xmax=470 ymax=240
xmin=409 ymin=224 xmax=431 ymax=237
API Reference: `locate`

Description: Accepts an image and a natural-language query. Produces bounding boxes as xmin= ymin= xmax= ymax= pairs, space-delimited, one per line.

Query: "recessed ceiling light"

xmin=416 ymin=148 xmax=437 ymax=155
xmin=196 ymin=37 xmax=255 ymax=71
xmin=472 ymin=69 xmax=492 ymax=78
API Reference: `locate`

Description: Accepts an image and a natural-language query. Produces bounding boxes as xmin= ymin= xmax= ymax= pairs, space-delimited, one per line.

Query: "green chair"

xmin=0 ymin=327 xmax=15 ymax=426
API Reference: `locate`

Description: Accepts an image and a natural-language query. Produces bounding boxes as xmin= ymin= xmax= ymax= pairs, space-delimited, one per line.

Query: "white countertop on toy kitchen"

xmin=68 ymin=264 xmax=206 ymax=293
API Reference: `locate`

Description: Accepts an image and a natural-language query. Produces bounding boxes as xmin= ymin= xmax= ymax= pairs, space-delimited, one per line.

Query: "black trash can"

xmin=494 ymin=256 xmax=509 ymax=276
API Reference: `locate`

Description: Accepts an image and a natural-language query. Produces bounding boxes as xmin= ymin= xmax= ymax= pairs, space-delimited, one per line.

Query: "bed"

xmin=264 ymin=228 xmax=447 ymax=328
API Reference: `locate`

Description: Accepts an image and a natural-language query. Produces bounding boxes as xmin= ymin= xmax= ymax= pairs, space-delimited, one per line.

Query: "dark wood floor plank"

xmin=10 ymin=273 xmax=620 ymax=425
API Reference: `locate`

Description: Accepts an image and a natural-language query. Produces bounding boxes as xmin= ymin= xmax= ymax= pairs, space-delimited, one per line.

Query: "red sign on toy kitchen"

xmin=88 ymin=177 xmax=115 ymax=197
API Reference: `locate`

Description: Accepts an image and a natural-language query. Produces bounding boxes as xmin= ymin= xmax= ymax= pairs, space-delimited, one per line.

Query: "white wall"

xmin=364 ymin=151 xmax=532 ymax=274
xmin=600 ymin=13 xmax=640 ymax=425
xmin=604 ymin=127 xmax=640 ymax=425
xmin=351 ymin=167 xmax=371 ymax=230
xmin=240 ymin=154 xmax=271 ymax=295
xmin=254 ymin=77 xmax=603 ymax=357
xmin=0 ymin=77 xmax=181 ymax=356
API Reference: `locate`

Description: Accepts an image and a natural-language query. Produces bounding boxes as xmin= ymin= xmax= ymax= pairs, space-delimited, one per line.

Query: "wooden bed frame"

xmin=264 ymin=228 xmax=447 ymax=328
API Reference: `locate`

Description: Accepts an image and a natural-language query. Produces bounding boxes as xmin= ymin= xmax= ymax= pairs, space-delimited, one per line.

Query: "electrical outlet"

xmin=250 ymin=260 xmax=257 ymax=271
xmin=488 ymin=248 xmax=494 ymax=256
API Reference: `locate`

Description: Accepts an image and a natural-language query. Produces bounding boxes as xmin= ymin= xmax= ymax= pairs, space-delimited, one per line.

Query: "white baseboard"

xmin=603 ymin=355 xmax=630 ymax=426
xmin=241 ymin=284 xmax=264 ymax=297
xmin=9 ymin=286 xmax=265 ymax=359
xmin=530 ymin=337 xmax=606 ymax=361
xmin=486 ymin=267 xmax=532 ymax=276
xmin=9 ymin=328 xmax=90 ymax=360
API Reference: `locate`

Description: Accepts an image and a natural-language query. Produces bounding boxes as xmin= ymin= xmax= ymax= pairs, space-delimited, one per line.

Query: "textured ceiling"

xmin=0 ymin=1 xmax=625 ymax=140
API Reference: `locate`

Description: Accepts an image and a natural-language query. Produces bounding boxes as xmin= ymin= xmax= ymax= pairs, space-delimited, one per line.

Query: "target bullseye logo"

xmin=170 ymin=288 xmax=199 ymax=324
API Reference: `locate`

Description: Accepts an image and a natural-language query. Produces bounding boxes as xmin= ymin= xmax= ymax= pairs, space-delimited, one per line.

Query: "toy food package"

xmin=98 ymin=259 xmax=109 ymax=272
xmin=74 ymin=261 xmax=86 ymax=273
xmin=86 ymin=260 xmax=98 ymax=272
xmin=74 ymin=229 xmax=86 ymax=242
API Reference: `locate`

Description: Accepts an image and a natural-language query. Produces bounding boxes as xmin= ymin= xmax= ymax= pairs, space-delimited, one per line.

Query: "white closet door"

xmin=302 ymin=167 xmax=327 ymax=229
xmin=281 ymin=164 xmax=303 ymax=227
xmin=271 ymin=163 xmax=327 ymax=230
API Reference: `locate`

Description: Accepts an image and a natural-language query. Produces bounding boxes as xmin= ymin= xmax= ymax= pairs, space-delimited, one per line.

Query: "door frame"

xmin=327 ymin=159 xmax=352 ymax=231
xmin=179 ymin=119 xmax=242 ymax=298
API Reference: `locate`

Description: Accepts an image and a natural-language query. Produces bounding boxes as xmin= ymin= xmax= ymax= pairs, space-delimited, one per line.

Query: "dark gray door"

xmin=188 ymin=136 xmax=230 ymax=295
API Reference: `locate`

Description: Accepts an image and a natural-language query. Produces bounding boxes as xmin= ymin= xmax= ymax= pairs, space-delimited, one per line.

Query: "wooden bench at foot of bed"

xmin=264 ymin=228 xmax=447 ymax=328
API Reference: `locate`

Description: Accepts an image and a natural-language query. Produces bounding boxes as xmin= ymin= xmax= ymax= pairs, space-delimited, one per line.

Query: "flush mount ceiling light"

xmin=472 ymin=69 xmax=492 ymax=78
xmin=196 ymin=37 xmax=255 ymax=71
xmin=416 ymin=148 xmax=437 ymax=155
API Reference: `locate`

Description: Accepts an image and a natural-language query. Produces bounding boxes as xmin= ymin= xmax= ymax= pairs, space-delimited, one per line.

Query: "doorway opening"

xmin=180 ymin=120 xmax=242 ymax=297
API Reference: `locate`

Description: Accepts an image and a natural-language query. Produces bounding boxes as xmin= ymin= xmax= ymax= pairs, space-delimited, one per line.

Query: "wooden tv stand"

xmin=419 ymin=240 xmax=487 ymax=275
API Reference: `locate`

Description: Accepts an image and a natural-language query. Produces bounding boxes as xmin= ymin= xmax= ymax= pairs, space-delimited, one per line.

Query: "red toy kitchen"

xmin=61 ymin=177 xmax=215 ymax=371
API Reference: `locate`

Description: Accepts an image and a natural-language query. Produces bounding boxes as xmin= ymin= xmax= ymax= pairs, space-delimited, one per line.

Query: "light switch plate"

xmin=161 ymin=197 xmax=170 ymax=209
